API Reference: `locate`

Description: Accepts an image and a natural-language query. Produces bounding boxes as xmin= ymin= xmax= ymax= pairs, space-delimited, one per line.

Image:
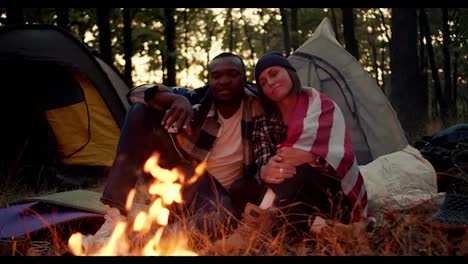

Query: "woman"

xmin=215 ymin=52 xmax=369 ymax=251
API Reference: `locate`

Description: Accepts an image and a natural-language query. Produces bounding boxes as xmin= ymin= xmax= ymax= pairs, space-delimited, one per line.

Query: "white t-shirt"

xmin=206 ymin=102 xmax=243 ymax=190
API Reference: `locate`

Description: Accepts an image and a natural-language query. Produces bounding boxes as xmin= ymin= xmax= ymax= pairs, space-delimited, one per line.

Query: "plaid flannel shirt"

xmin=252 ymin=113 xmax=288 ymax=183
xmin=128 ymin=84 xmax=262 ymax=180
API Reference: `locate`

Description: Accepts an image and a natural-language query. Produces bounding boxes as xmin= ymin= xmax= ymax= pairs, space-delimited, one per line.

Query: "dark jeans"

xmin=267 ymin=164 xmax=352 ymax=236
xmin=100 ymin=103 xmax=259 ymax=234
xmin=232 ymin=160 xmax=351 ymax=238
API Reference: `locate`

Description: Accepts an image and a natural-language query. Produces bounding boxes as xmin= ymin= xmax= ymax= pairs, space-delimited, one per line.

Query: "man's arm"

xmin=127 ymin=84 xmax=193 ymax=132
xmin=148 ymin=88 xmax=194 ymax=132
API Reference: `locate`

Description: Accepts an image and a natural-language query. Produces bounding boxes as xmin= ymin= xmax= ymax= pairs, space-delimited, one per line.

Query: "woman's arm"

xmin=276 ymin=147 xmax=318 ymax=167
xmin=253 ymin=117 xmax=296 ymax=184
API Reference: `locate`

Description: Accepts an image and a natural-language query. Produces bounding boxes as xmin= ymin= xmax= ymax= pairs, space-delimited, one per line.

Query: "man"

xmin=86 ymin=53 xmax=266 ymax=250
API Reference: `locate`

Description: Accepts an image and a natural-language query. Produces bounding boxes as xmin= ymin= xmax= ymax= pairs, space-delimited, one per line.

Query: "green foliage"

xmin=68 ymin=8 xmax=96 ymax=43
xmin=1 ymin=8 xmax=467 ymax=124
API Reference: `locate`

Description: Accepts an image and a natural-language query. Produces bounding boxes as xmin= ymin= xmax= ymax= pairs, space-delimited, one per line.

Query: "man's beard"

xmin=214 ymin=94 xmax=243 ymax=105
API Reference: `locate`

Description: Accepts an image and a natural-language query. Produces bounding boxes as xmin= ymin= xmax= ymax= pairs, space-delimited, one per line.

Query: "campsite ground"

xmin=2 ymin=178 xmax=468 ymax=256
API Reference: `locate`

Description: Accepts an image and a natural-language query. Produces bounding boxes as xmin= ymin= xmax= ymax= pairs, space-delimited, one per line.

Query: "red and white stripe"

xmin=279 ymin=88 xmax=368 ymax=221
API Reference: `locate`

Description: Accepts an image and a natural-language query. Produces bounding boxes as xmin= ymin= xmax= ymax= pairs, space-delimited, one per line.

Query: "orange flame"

xmin=68 ymin=152 xmax=205 ymax=256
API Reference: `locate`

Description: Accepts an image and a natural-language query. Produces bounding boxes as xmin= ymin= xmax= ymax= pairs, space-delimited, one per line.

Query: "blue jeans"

xmin=100 ymin=103 xmax=260 ymax=234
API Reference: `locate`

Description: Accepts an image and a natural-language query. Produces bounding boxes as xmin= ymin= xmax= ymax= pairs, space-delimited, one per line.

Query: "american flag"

xmin=278 ymin=88 xmax=368 ymax=222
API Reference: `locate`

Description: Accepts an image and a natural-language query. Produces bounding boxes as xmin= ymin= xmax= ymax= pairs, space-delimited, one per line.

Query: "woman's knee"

xmin=270 ymin=164 xmax=315 ymax=200
xmin=230 ymin=178 xmax=265 ymax=212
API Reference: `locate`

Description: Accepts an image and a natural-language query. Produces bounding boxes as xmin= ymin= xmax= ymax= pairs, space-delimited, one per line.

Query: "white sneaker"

xmin=81 ymin=206 xmax=127 ymax=253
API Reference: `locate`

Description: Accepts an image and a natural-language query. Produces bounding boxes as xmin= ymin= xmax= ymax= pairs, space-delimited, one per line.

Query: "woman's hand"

xmin=260 ymin=155 xmax=296 ymax=184
xmin=276 ymin=146 xmax=316 ymax=167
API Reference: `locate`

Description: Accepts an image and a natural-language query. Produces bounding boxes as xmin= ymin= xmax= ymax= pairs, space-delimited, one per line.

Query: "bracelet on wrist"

xmin=309 ymin=156 xmax=327 ymax=168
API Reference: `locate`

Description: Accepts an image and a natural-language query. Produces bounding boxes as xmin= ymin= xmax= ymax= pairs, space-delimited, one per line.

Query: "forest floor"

xmin=1 ymin=176 xmax=468 ymax=256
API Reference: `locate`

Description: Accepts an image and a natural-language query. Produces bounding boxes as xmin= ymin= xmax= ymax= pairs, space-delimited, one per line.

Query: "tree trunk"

xmin=164 ymin=8 xmax=176 ymax=86
xmin=389 ymin=8 xmax=426 ymax=142
xmin=380 ymin=47 xmax=386 ymax=93
xmin=290 ymin=8 xmax=299 ymax=50
xmin=55 ymin=8 xmax=69 ymax=31
xmin=420 ymin=8 xmax=445 ymax=119
xmin=204 ymin=21 xmax=214 ymax=81
xmin=418 ymin=8 xmax=427 ymax=73
xmin=369 ymin=36 xmax=378 ymax=83
xmin=241 ymin=9 xmax=256 ymax=70
xmin=279 ymin=8 xmax=291 ymax=56
xmin=5 ymin=8 xmax=24 ymax=25
xmin=226 ymin=8 xmax=234 ymax=52
xmin=123 ymin=8 xmax=133 ymax=88
xmin=330 ymin=8 xmax=341 ymax=43
xmin=341 ymin=8 xmax=359 ymax=60
xmin=31 ymin=8 xmax=44 ymax=24
xmin=259 ymin=9 xmax=268 ymax=54
xmin=442 ymin=8 xmax=453 ymax=117
xmin=161 ymin=53 xmax=166 ymax=84
xmin=183 ymin=9 xmax=190 ymax=85
xmin=418 ymin=8 xmax=428 ymax=117
xmin=453 ymin=51 xmax=458 ymax=117
xmin=377 ymin=8 xmax=391 ymax=43
xmin=97 ymin=8 xmax=112 ymax=65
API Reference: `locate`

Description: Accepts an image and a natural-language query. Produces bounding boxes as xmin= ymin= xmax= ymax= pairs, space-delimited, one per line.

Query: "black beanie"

xmin=254 ymin=51 xmax=296 ymax=85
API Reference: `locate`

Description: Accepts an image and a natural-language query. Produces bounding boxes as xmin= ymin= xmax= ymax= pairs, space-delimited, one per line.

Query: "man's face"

xmin=208 ymin=56 xmax=246 ymax=103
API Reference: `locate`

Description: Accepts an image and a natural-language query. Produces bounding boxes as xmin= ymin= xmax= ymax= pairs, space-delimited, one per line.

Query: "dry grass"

xmin=195 ymin=202 xmax=467 ymax=256
xmin=0 ymin=181 xmax=58 ymax=208
xmin=126 ymin=194 xmax=468 ymax=256
xmin=1 ymin=175 xmax=468 ymax=256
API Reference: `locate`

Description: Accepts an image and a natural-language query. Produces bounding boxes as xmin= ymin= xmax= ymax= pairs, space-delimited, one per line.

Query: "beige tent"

xmin=288 ymin=18 xmax=408 ymax=165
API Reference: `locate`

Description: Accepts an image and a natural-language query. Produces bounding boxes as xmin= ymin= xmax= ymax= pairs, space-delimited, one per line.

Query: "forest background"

xmin=2 ymin=7 xmax=467 ymax=142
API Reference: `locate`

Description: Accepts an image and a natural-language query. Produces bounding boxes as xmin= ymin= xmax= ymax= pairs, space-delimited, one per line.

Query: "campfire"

xmin=68 ymin=152 xmax=206 ymax=256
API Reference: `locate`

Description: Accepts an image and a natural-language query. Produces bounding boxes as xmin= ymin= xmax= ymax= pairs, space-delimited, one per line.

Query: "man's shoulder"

xmin=171 ymin=84 xmax=210 ymax=105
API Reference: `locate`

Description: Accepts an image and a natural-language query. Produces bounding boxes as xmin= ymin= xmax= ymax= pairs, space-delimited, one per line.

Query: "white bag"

xmin=359 ymin=145 xmax=438 ymax=212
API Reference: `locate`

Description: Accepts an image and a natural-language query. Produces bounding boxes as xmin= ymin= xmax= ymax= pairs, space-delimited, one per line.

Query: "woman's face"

xmin=258 ymin=66 xmax=293 ymax=102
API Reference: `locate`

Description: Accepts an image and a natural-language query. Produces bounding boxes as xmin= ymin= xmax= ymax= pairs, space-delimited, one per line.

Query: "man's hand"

xmin=143 ymin=84 xmax=194 ymax=134
xmin=161 ymin=96 xmax=193 ymax=133
xmin=276 ymin=147 xmax=316 ymax=167
xmin=260 ymin=155 xmax=296 ymax=184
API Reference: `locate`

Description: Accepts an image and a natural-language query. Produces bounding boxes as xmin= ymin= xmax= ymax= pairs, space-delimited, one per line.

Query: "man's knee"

xmin=126 ymin=103 xmax=164 ymax=127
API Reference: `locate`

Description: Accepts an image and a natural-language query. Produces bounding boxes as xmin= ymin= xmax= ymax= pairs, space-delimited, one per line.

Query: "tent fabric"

xmin=0 ymin=24 xmax=130 ymax=167
xmin=0 ymin=190 xmax=148 ymax=239
xmin=17 ymin=189 xmax=149 ymax=216
xmin=45 ymin=70 xmax=120 ymax=166
xmin=17 ymin=190 xmax=108 ymax=215
xmin=0 ymin=202 xmax=102 ymax=239
xmin=94 ymin=55 xmax=130 ymax=110
xmin=1 ymin=190 xmax=108 ymax=239
xmin=288 ymin=18 xmax=408 ymax=165
xmin=0 ymin=24 xmax=128 ymax=125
